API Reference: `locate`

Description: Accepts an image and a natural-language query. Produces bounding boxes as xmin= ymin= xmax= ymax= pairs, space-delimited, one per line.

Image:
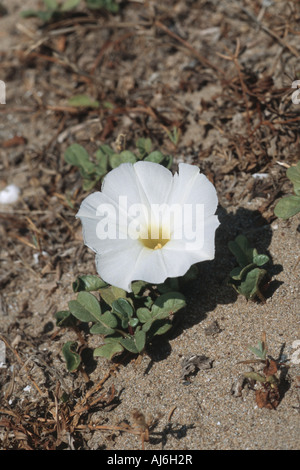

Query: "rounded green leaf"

xmin=109 ymin=151 xmax=137 ymax=168
xmin=131 ymin=280 xmax=148 ymax=295
xmin=89 ymin=311 xmax=118 ymax=336
xmin=144 ymin=151 xmax=165 ymax=164
xmin=253 ymin=254 xmax=269 ymax=267
xmin=64 ymin=144 xmax=95 ymax=175
xmin=274 ymin=195 xmax=300 ymax=219
xmin=287 ymin=162 xmax=300 ymax=188
xmin=94 ymin=150 xmax=108 ymax=176
xmin=129 ymin=317 xmax=139 ymax=328
xmin=72 ymin=275 xmax=108 ymax=292
xmin=134 ymin=330 xmax=146 ymax=353
xmin=228 ymin=235 xmax=254 ymax=267
xmin=112 ymin=298 xmax=134 ymax=318
xmin=136 ymin=307 xmax=152 ymax=323
xmin=236 ymin=267 xmax=267 ymax=299
xmin=119 ymin=337 xmax=139 ymax=354
xmin=68 ymin=292 xmax=102 ymax=322
xmin=98 ymin=144 xmax=115 ymax=157
xmin=60 ymin=0 xmax=80 ymax=11
xmin=99 ymin=286 xmax=127 ymax=307
xmin=94 ymin=342 xmax=124 ymax=359
xmin=151 ymin=292 xmax=186 ymax=318
xmin=149 ymin=320 xmax=172 ymax=337
xmin=136 ymin=137 xmax=152 ymax=158
xmin=43 ymin=0 xmax=58 ymax=9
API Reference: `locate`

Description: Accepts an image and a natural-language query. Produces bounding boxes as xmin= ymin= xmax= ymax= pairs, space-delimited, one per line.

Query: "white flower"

xmin=76 ymin=161 xmax=219 ymax=292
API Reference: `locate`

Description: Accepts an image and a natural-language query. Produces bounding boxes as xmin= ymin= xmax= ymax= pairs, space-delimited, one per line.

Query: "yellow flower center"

xmin=140 ymin=225 xmax=170 ymax=250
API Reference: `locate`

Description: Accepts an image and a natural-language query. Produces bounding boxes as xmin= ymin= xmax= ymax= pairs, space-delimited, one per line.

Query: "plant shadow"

xmin=149 ymin=422 xmax=196 ymax=449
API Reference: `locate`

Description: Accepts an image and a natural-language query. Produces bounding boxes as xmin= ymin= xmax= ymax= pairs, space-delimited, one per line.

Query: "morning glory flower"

xmin=76 ymin=161 xmax=219 ymax=292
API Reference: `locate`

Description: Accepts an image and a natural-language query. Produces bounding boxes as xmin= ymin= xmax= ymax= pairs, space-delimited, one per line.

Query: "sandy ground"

xmin=0 ymin=0 xmax=299 ymax=450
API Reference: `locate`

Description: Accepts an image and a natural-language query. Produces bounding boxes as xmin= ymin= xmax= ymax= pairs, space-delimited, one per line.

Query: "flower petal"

xmin=164 ymin=214 xmax=220 ymax=258
xmin=133 ymin=161 xmax=173 ymax=206
xmin=95 ymin=240 xmax=145 ymax=291
xmin=169 ymin=163 xmax=218 ymax=216
xmin=101 ymin=161 xmax=173 ymax=207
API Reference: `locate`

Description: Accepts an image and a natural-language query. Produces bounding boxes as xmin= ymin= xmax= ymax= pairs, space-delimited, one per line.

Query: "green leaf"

xmin=112 ymin=298 xmax=134 ymax=328
xmin=112 ymin=298 xmax=134 ymax=317
xmin=20 ymin=9 xmax=54 ymax=21
xmin=129 ymin=317 xmax=139 ymax=328
xmin=229 ymin=266 xmax=244 ymax=280
xmin=166 ymin=126 xmax=181 ymax=145
xmin=43 ymin=0 xmax=58 ymax=8
xmin=141 ymin=292 xmax=186 ymax=332
xmin=248 ymin=341 xmax=267 ymax=360
xmin=98 ymin=144 xmax=115 ymax=157
xmin=68 ymin=94 xmax=100 ymax=108
xmin=286 ymin=161 xmax=300 ymax=193
xmin=82 ymin=177 xmax=99 ymax=191
xmin=133 ymin=329 xmax=146 ymax=352
xmin=68 ymin=292 xmax=102 ymax=322
xmin=60 ymin=0 xmax=81 ymax=11
xmin=162 ymin=155 xmax=173 ymax=169
xmin=94 ymin=341 xmax=124 ymax=359
xmin=148 ymin=320 xmax=172 ymax=337
xmin=229 ymin=263 xmax=255 ymax=281
xmin=72 ymin=275 xmax=108 ymax=292
xmin=252 ymin=254 xmax=269 ymax=267
xmin=64 ymin=144 xmax=95 ymax=175
xmin=131 ymin=280 xmax=148 ymax=295
xmin=119 ymin=337 xmax=139 ymax=354
xmin=151 ymin=292 xmax=186 ymax=318
xmin=144 ymin=151 xmax=165 ymax=164
xmin=136 ymin=307 xmax=152 ymax=323
xmin=244 ymin=371 xmax=266 ymax=382
xmin=232 ymin=267 xmax=267 ymax=300
xmin=89 ymin=311 xmax=118 ymax=336
xmin=94 ymin=149 xmax=108 ymax=176
xmin=295 ymin=187 xmax=300 ymax=197
xmin=143 ymin=296 xmax=154 ymax=309
xmin=55 ymin=310 xmax=77 ymax=327
xmin=109 ymin=151 xmax=137 ymax=168
xmin=86 ymin=0 xmax=119 ymax=12
xmin=228 ymin=235 xmax=271 ymax=300
xmin=136 ymin=137 xmax=152 ymax=158
xmin=228 ymin=235 xmax=254 ymax=267
xmin=119 ymin=331 xmax=146 ymax=354
xmin=62 ymin=341 xmax=81 ymax=372
xmin=99 ymin=286 xmax=127 ymax=307
xmin=274 ymin=195 xmax=300 ymax=219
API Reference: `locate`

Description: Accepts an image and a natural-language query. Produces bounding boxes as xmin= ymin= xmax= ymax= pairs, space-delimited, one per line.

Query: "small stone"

xmin=204 ymin=320 xmax=222 ymax=336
